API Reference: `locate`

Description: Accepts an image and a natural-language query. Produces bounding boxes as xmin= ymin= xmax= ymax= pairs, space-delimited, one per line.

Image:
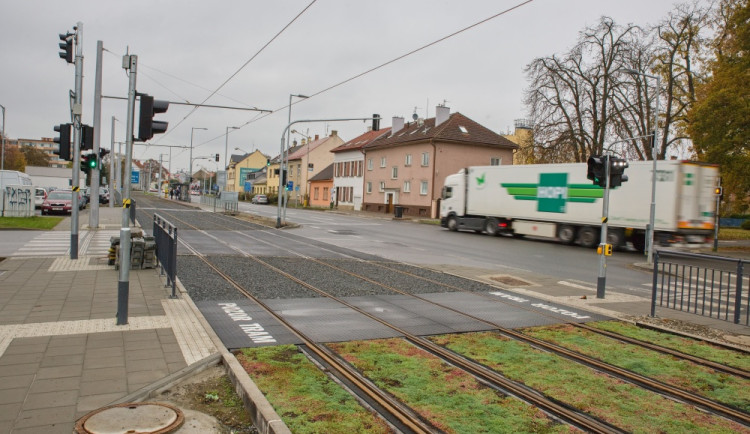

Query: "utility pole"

xmin=90 ymin=40 xmax=103 ymax=228
xmin=118 ymin=53 xmax=137 ymax=326
xmin=596 ymin=156 xmax=611 ymax=299
xmin=70 ymin=22 xmax=84 ymax=260
xmin=109 ymin=116 xmax=116 ymax=208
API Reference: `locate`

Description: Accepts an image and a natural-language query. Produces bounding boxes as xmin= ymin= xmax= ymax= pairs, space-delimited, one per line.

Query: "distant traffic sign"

xmin=131 ymin=170 xmax=140 ymax=184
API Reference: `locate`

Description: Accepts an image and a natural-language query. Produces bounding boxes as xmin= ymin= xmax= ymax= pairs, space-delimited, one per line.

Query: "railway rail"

xmin=134 ymin=195 xmax=750 ymax=431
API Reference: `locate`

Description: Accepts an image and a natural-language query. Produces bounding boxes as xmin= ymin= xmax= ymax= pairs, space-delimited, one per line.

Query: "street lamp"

xmin=189 ymin=127 xmax=207 ymax=201
xmin=283 ymin=94 xmax=308 ymax=218
xmin=623 ymin=68 xmax=660 ymax=264
xmin=224 ymin=126 xmax=240 ymax=172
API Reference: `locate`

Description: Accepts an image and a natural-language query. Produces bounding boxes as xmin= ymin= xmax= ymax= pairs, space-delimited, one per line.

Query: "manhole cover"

xmin=75 ymin=402 xmax=184 ymax=434
xmin=489 ymin=275 xmax=533 ymax=286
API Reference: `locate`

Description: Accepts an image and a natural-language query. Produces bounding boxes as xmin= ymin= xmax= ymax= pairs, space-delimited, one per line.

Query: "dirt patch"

xmin=155 ymin=365 xmax=257 ymax=434
xmin=627 ymin=315 xmax=750 ymax=350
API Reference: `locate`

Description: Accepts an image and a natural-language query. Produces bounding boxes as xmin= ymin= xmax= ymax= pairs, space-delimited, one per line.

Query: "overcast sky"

xmin=1 ymin=0 xmax=683 ymax=174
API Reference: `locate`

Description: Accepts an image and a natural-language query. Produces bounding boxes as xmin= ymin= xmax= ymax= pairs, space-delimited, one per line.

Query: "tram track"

xmin=136 ymin=196 xmax=750 ymax=430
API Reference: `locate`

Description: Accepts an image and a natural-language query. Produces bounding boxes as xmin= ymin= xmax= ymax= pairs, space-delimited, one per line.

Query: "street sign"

xmin=131 ymin=170 xmax=140 ymax=184
xmin=286 ymin=181 xmax=293 ymax=191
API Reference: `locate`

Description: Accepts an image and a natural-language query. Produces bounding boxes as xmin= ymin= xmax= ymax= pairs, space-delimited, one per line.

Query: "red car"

xmin=41 ymin=190 xmax=75 ymax=215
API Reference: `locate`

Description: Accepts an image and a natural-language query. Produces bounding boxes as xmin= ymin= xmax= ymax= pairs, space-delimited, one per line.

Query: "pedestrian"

xmin=169 ymin=188 xmax=174 ymax=200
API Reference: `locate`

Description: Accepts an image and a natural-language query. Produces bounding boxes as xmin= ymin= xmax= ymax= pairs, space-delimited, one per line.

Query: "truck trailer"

xmin=439 ymin=160 xmax=719 ymax=250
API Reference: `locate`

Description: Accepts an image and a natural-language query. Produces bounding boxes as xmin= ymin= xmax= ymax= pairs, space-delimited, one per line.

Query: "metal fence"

xmin=153 ymin=213 xmax=178 ymax=298
xmin=651 ymin=250 xmax=748 ymax=325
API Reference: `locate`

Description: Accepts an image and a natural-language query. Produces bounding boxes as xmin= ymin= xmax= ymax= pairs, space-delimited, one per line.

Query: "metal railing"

xmin=651 ymin=250 xmax=748 ymax=325
xmin=153 ymin=213 xmax=178 ymax=298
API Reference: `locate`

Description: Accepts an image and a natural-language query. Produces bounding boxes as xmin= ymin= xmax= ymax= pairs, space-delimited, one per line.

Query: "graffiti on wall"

xmin=2 ymin=185 xmax=34 ymax=217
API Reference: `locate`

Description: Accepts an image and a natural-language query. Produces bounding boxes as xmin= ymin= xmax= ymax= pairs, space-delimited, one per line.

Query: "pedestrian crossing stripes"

xmin=11 ymin=230 xmax=120 ymax=258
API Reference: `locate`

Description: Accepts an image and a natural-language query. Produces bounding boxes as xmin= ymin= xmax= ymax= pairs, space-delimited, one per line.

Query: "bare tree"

xmin=525 ymin=18 xmax=639 ymax=162
xmin=614 ymin=2 xmax=710 ymax=160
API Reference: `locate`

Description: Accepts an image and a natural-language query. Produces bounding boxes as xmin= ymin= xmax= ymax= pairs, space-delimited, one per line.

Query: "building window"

xmin=420 ymin=181 xmax=428 ymax=195
xmin=379 ymin=182 xmax=385 ymax=192
xmin=314 ymin=187 xmax=319 ymax=200
xmin=421 ymin=152 xmax=429 ymax=167
xmin=367 ymin=159 xmax=373 ymax=170
xmin=391 ymin=167 xmax=398 ymax=179
xmin=323 ymin=187 xmax=329 ymax=201
xmin=403 ymin=180 xmax=411 ymax=193
xmin=405 ymin=154 xmax=412 ymax=166
xmin=366 ymin=182 xmax=372 ymax=193
xmin=380 ymin=156 xmax=386 ymax=168
xmin=491 ymin=157 xmax=501 ymax=166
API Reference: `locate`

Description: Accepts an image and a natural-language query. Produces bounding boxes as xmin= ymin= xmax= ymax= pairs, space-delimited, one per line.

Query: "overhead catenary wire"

xmin=194 ymin=0 xmax=537 ymax=149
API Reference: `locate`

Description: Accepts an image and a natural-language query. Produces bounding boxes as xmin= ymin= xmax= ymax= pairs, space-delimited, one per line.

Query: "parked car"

xmin=34 ymin=187 xmax=47 ymax=208
xmin=81 ymin=187 xmax=90 ymax=206
xmin=41 ymin=190 xmax=74 ymax=215
xmin=99 ymin=187 xmax=110 ymax=204
xmin=251 ymin=194 xmax=268 ymax=204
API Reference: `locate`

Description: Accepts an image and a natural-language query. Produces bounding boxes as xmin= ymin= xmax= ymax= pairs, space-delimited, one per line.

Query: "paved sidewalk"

xmin=0 ymin=207 xmax=221 ymax=433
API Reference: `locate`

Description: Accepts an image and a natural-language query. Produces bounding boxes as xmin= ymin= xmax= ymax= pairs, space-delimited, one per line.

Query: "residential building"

xmin=308 ymin=163 xmax=334 ymax=208
xmin=226 ymin=150 xmax=269 ymax=192
xmin=331 ymin=126 xmax=391 ymax=211
xmin=14 ymin=137 xmax=68 ymax=169
xmin=285 ymin=131 xmax=344 ymax=205
xmin=363 ymin=106 xmax=518 ymax=218
xmin=503 ymin=119 xmax=535 ymax=164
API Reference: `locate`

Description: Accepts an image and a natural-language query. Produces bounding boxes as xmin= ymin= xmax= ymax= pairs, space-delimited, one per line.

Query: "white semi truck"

xmin=439 ymin=160 xmax=719 ymax=250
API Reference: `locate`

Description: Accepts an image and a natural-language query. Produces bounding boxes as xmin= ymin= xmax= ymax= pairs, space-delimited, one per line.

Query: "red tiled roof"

xmin=331 ymin=127 xmax=391 ymax=153
xmin=365 ymin=112 xmax=517 ymax=150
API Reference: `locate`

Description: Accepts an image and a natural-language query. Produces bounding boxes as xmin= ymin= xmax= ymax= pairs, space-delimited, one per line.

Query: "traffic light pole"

xmin=117 ymin=54 xmax=138 ymax=326
xmin=70 ymin=22 xmax=84 ymax=260
xmin=596 ymin=156 xmax=611 ymax=299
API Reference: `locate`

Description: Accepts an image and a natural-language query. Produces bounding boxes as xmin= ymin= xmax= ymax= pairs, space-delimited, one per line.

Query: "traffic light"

xmin=280 ymin=169 xmax=287 ymax=187
xmin=99 ymin=148 xmax=110 ymax=161
xmin=587 ymin=155 xmax=606 ymax=187
xmin=215 ymin=153 xmax=220 ymax=162
xmin=81 ymin=125 xmax=94 ymax=151
xmin=82 ymin=153 xmax=97 ymax=171
xmin=53 ymin=123 xmax=72 ymax=161
xmin=58 ymin=33 xmax=73 ymax=63
xmin=137 ymin=94 xmax=169 ymax=141
xmin=715 ymin=187 xmax=723 ymax=200
xmin=266 ymin=158 xmax=271 ymax=166
xmin=608 ymin=157 xmax=629 ymax=187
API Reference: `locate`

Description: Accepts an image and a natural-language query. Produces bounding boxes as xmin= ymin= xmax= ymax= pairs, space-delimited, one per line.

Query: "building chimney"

xmin=435 ymin=105 xmax=450 ymax=126
xmin=331 ymin=130 xmax=337 ymax=137
xmin=315 ymin=134 xmax=319 ymax=141
xmin=391 ymin=116 xmax=405 ymax=135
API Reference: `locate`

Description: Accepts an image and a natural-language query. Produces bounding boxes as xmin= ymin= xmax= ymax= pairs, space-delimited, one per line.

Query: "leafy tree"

xmin=20 ymin=145 xmax=50 ymax=167
xmin=689 ymin=0 xmax=750 ymax=214
xmin=2 ymin=145 xmax=26 ymax=171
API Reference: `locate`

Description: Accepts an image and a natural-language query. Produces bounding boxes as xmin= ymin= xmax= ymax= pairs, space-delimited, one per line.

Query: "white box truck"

xmin=439 ymin=160 xmax=719 ymax=250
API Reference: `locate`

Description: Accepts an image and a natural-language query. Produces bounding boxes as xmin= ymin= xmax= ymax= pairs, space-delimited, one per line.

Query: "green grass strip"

xmin=237 ymin=345 xmax=390 ymax=434
xmin=0 ymin=216 xmax=63 ymax=230
xmin=523 ymin=324 xmax=750 ymax=412
xmin=330 ymin=338 xmax=572 ymax=433
xmin=589 ymin=320 xmax=750 ymax=371
xmin=431 ymin=331 xmax=747 ymax=433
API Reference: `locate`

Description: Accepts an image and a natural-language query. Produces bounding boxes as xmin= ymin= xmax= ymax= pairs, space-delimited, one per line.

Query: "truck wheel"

xmin=578 ymin=226 xmax=599 ymax=248
xmin=447 ymin=216 xmax=459 ymax=232
xmin=557 ymin=225 xmax=576 ymax=244
xmin=485 ymin=218 xmax=499 ymax=236
xmin=606 ymin=229 xmax=625 ymax=248
xmin=631 ymin=233 xmax=646 ymax=252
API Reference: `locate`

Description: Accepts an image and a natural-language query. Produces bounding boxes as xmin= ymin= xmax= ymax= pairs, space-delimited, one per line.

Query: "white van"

xmin=0 ymin=170 xmax=35 ymax=217
xmin=0 ymin=170 xmax=33 ymax=189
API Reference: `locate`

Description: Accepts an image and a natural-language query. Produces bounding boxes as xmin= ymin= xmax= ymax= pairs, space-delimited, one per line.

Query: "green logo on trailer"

xmin=501 ymin=173 xmax=604 ymax=214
